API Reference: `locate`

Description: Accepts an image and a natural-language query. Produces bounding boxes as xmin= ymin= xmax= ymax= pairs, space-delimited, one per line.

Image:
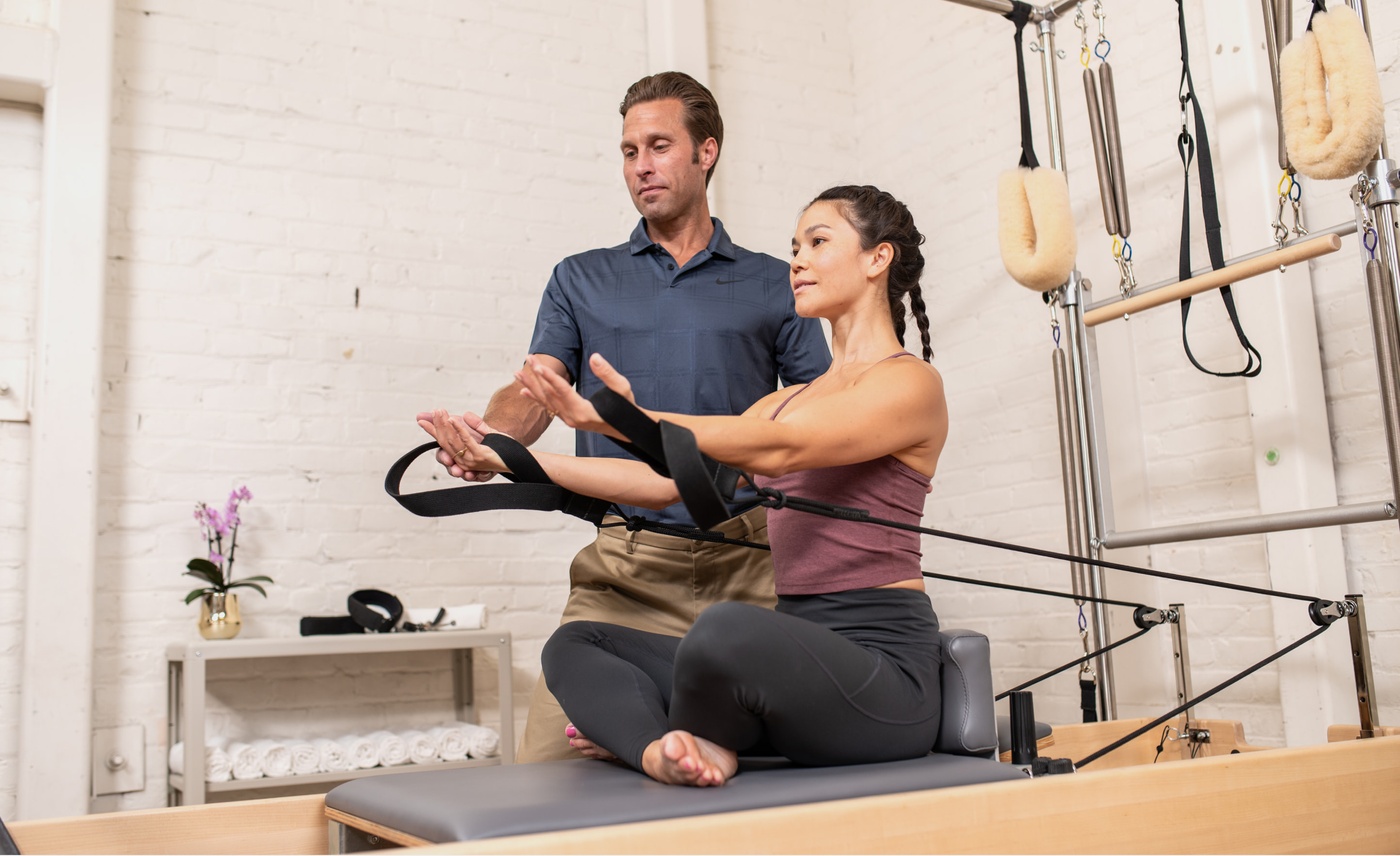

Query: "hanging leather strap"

xmin=1176 ymin=0 xmax=1262 ymax=378
xmin=1080 ymin=677 xmax=1099 ymax=723
xmin=1006 ymin=1 xmax=1040 ymax=170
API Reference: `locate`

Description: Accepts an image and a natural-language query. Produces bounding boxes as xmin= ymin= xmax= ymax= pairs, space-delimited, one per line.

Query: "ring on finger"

xmin=454 ymin=447 xmax=469 ymax=459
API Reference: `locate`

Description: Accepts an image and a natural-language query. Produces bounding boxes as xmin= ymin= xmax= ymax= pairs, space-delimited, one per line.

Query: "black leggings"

xmin=541 ymin=588 xmax=942 ymax=772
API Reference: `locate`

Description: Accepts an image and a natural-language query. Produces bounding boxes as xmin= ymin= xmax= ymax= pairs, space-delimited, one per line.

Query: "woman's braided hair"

xmin=810 ymin=185 xmax=933 ymax=362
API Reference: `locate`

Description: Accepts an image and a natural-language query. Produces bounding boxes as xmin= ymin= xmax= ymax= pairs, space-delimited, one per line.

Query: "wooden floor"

xmin=7 ymin=722 xmax=1399 ymax=855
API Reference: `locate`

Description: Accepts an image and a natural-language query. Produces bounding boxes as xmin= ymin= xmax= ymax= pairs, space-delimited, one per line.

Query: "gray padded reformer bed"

xmin=326 ymin=629 xmax=1038 ymax=850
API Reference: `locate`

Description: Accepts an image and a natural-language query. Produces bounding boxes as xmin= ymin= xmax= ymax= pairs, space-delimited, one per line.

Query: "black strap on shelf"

xmin=1175 ymin=0 xmax=1262 ymax=378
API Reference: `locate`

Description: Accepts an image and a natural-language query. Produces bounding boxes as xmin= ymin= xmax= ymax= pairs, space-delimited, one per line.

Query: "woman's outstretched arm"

xmin=418 ymin=410 xmax=683 ymax=510
xmin=520 ymin=353 xmax=948 ymax=478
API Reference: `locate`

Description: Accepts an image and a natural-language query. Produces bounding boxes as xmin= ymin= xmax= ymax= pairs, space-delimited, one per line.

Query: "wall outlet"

xmin=91 ymin=725 xmax=145 ymax=796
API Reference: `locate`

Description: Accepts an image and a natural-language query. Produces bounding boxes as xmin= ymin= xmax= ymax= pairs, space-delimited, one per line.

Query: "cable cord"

xmin=995 ymin=625 xmax=1154 ymax=701
xmin=1073 ymin=623 xmax=1332 ymax=768
xmin=756 ymin=486 xmax=1325 ymax=603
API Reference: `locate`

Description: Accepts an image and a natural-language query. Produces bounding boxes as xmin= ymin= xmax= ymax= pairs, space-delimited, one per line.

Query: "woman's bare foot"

xmin=565 ymin=724 xmax=617 ymax=761
xmin=640 ymin=730 xmax=738 ymax=787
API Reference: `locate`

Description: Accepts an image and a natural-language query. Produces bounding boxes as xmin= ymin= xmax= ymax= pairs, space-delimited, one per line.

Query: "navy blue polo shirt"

xmin=528 ymin=217 xmax=831 ymax=526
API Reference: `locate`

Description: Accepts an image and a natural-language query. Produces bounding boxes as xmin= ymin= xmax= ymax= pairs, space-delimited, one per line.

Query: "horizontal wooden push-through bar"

xmin=1083 ymin=233 xmax=1344 ymax=327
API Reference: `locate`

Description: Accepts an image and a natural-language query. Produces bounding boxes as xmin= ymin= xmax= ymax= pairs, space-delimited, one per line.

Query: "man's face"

xmin=620 ymin=98 xmax=716 ymax=224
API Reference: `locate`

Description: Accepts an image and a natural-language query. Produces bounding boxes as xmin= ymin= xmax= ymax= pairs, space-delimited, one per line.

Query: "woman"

xmin=424 ymin=185 xmax=947 ymax=787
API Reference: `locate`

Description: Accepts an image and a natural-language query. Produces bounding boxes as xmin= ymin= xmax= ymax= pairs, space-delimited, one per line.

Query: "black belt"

xmin=300 ymin=589 xmax=405 ymax=635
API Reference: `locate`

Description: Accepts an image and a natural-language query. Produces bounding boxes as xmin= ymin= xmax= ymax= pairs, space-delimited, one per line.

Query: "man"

xmin=426 ymin=72 xmax=830 ymax=762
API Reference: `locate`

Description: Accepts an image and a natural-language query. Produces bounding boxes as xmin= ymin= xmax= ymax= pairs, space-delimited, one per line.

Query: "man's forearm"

xmin=481 ymin=379 xmax=553 ymax=446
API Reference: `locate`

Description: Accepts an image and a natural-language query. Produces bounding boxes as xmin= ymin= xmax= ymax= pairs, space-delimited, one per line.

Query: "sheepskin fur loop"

xmin=998 ymin=167 xmax=1078 ymax=292
xmin=1280 ymin=5 xmax=1385 ymax=180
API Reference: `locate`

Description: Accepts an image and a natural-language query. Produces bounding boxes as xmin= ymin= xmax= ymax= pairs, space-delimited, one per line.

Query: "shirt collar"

xmin=627 ymin=217 xmax=737 ymax=261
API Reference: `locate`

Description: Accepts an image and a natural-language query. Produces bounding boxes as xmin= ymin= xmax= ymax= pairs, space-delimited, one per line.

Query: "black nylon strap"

xmin=660 ymin=421 xmax=731 ymax=531
xmin=1080 ymin=677 xmax=1100 ymax=723
xmin=591 ymin=387 xmax=670 ymax=476
xmin=384 ymin=440 xmax=611 ymax=524
xmin=1176 ymin=0 xmax=1262 ymax=378
xmin=1006 ymin=1 xmax=1040 ymax=169
xmin=1306 ymin=0 xmax=1326 ymax=30
xmin=591 ymin=387 xmax=744 ymax=525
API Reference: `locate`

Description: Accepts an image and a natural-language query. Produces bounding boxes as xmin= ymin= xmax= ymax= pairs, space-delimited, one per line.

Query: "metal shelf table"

xmin=166 ymin=630 xmax=513 ymax=805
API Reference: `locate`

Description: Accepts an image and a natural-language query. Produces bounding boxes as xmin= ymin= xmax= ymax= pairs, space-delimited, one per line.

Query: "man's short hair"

xmin=620 ymin=71 xmax=724 ymax=187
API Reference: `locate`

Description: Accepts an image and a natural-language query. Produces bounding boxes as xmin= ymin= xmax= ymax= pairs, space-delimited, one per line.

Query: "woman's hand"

xmin=417 ymin=410 xmax=509 ymax=477
xmin=516 ymin=353 xmax=635 ymax=438
xmin=414 ymin=410 xmax=503 ymax=482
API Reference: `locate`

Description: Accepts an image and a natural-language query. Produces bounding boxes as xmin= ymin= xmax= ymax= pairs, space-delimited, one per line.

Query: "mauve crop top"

xmin=753 ymin=356 xmax=932 ymax=595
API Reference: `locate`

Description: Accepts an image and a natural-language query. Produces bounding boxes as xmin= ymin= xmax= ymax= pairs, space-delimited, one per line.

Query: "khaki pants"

xmin=516 ymin=506 xmax=776 ymax=763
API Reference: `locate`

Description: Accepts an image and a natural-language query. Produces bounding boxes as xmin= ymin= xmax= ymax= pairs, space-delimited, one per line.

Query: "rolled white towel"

xmin=252 ymin=738 xmax=292 ymax=778
xmin=284 ymin=739 xmax=320 ymax=776
xmin=427 ymin=725 xmax=469 ymax=761
xmin=226 ymin=741 xmax=263 ymax=781
xmin=313 ymin=737 xmax=350 ymax=773
xmin=367 ymin=730 xmax=409 ymax=767
xmin=168 ymin=740 xmax=232 ymax=783
xmin=454 ymin=722 xmax=501 ymax=759
xmin=336 ymin=734 xmax=378 ymax=770
xmin=401 ymin=730 xmax=439 ymax=765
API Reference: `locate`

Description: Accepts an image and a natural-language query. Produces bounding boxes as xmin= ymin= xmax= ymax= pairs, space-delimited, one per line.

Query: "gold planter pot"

xmin=198 ymin=592 xmax=242 ymax=640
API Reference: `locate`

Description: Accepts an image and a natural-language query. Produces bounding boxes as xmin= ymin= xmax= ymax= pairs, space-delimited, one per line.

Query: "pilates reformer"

xmin=308 ymin=383 xmax=1396 ymax=850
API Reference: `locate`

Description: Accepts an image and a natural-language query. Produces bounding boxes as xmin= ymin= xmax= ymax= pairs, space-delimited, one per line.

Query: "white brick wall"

xmin=90 ymin=0 xmax=648 ymax=810
xmin=1 ymin=0 xmax=1397 ymax=816
xmin=0 ymin=103 xmax=42 ymax=821
xmin=0 ymin=0 xmax=46 ymax=26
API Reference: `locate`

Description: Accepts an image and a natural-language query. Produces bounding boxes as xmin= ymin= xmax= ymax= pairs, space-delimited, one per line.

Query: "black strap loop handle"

xmin=384 ymin=439 xmax=611 ymax=524
xmin=1175 ymin=0 xmax=1262 ymax=378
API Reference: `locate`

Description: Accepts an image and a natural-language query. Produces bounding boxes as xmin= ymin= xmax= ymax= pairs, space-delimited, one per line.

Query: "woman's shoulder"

xmin=860 ymin=354 xmax=944 ymax=394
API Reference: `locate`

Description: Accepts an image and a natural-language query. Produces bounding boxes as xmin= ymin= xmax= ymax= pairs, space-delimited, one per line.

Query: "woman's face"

xmin=790 ymin=201 xmax=877 ymax=319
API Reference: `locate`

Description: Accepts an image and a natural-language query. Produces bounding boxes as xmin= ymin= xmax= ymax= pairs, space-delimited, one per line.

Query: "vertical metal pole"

xmin=1053 ymin=343 xmax=1088 ymax=603
xmin=1062 ymin=273 xmax=1117 ymax=719
xmin=1346 ymin=595 xmax=1379 ymax=738
xmin=1036 ymin=6 xmax=1117 ymax=719
xmin=1362 ymin=254 xmax=1400 ymax=512
xmin=1367 ymin=162 xmax=1400 ymax=350
xmin=1347 ymin=0 xmax=1388 ymax=160
xmin=1036 ymin=17 xmax=1066 ymax=172
xmin=1169 ymin=604 xmax=1195 ymax=727
xmin=1259 ymin=0 xmax=1288 ymax=171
